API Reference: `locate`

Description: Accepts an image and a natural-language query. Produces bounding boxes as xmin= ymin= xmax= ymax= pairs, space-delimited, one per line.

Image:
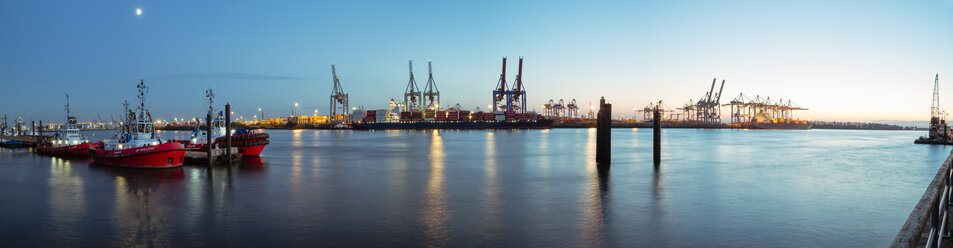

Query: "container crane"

xmin=695 ymin=78 xmax=725 ymax=123
xmin=506 ymin=57 xmax=527 ymax=113
xmin=567 ymin=99 xmax=579 ymax=118
xmin=422 ymin=60 xmax=440 ymax=116
xmin=330 ymin=64 xmax=349 ymax=122
xmin=492 ymin=57 xmax=509 ymax=112
xmin=404 ymin=60 xmax=422 ymax=112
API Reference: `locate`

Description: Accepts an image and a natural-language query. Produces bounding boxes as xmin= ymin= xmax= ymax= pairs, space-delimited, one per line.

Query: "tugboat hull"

xmin=92 ymin=143 xmax=186 ymax=168
xmin=175 ymin=132 xmax=270 ymax=157
xmin=37 ymin=143 xmax=98 ymax=157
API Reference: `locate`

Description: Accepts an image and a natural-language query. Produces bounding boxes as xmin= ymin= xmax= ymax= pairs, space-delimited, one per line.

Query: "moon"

xmin=136 ymin=8 xmax=142 ymax=16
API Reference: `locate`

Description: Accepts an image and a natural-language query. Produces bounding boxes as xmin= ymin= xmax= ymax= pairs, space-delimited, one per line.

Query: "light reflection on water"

xmin=0 ymin=129 xmax=949 ymax=247
xmin=421 ymin=130 xmax=448 ymax=247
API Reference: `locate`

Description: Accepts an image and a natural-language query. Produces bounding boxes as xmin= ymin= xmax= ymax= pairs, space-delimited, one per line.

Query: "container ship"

xmin=344 ymin=58 xmax=552 ymax=130
xmin=736 ymin=120 xmax=812 ymax=130
xmin=352 ymin=109 xmax=552 ymax=130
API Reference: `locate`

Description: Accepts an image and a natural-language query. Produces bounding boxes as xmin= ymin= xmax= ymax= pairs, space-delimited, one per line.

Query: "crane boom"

xmin=715 ymin=79 xmax=725 ymax=103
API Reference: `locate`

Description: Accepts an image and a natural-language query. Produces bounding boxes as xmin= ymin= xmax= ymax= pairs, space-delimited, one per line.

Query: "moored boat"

xmin=37 ymin=94 xmax=99 ymax=157
xmin=172 ymin=89 xmax=269 ymax=157
xmin=91 ymin=80 xmax=185 ymax=168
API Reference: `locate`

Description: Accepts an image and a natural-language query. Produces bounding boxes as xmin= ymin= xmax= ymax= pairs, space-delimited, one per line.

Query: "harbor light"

xmin=136 ymin=8 xmax=141 ymax=16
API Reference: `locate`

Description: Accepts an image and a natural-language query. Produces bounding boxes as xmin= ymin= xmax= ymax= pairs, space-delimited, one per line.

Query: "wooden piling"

xmin=653 ymin=101 xmax=661 ymax=165
xmin=225 ymin=103 xmax=232 ymax=164
xmin=596 ymin=97 xmax=611 ymax=165
xmin=206 ymin=113 xmax=212 ymax=167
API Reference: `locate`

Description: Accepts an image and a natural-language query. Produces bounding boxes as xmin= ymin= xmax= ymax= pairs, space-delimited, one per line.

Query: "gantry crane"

xmin=544 ymin=99 xmax=555 ymax=117
xmin=422 ymin=60 xmax=440 ymax=117
xmin=695 ymin=78 xmax=725 ymax=123
xmin=404 ymin=60 xmax=422 ymax=112
xmin=492 ymin=57 xmax=509 ymax=112
xmin=506 ymin=57 xmax=527 ymax=113
xmin=330 ymin=64 xmax=349 ymax=122
xmin=567 ymin=99 xmax=579 ymax=118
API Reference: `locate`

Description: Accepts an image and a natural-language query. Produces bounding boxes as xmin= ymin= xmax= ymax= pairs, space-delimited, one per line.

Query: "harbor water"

xmin=0 ymin=129 xmax=947 ymax=247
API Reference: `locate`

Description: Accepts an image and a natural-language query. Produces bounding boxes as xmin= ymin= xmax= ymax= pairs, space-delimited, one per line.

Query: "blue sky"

xmin=2 ymin=0 xmax=952 ymax=123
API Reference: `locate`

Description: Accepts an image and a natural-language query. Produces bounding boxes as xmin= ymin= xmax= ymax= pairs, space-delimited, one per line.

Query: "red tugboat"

xmin=91 ymin=80 xmax=185 ymax=168
xmin=174 ymin=89 xmax=269 ymax=157
xmin=36 ymin=94 xmax=99 ymax=156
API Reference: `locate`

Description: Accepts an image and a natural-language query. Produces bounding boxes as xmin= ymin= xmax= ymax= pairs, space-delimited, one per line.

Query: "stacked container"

xmin=483 ymin=112 xmax=496 ymax=121
xmin=504 ymin=111 xmax=517 ymax=121
xmin=494 ymin=111 xmax=505 ymax=121
xmin=459 ymin=111 xmax=470 ymax=121
xmin=517 ymin=113 xmax=529 ymax=120
xmin=364 ymin=110 xmax=377 ymax=122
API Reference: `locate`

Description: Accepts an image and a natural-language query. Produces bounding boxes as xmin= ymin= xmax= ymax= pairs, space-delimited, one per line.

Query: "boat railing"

xmin=892 ymin=151 xmax=953 ymax=247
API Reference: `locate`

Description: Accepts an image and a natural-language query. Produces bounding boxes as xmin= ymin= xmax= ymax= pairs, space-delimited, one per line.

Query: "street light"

xmin=294 ymin=102 xmax=299 ymax=117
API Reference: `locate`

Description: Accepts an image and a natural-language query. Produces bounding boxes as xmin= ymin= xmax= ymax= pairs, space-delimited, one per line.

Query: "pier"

xmin=893 ymin=152 xmax=953 ymax=247
xmin=184 ymin=147 xmax=241 ymax=165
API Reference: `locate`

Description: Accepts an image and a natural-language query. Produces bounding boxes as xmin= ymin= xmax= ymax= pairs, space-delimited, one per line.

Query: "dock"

xmin=892 ymin=151 xmax=953 ymax=247
xmin=0 ymin=135 xmax=50 ymax=147
xmin=184 ymin=147 xmax=241 ymax=165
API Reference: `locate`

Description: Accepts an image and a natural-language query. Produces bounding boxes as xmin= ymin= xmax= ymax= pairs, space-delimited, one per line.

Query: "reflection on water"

xmin=100 ymin=166 xmax=184 ymax=247
xmin=482 ymin=131 xmax=502 ymax=242
xmin=48 ymin=157 xmax=86 ymax=241
xmin=421 ymin=130 xmax=448 ymax=247
xmin=0 ymin=129 xmax=950 ymax=247
xmin=578 ymin=128 xmax=606 ymax=247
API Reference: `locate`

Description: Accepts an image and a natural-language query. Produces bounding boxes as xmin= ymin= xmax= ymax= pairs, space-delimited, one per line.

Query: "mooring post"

xmin=38 ymin=120 xmax=43 ymax=144
xmin=596 ymin=97 xmax=611 ymax=165
xmin=225 ymin=103 xmax=232 ymax=164
xmin=31 ymin=120 xmax=36 ymax=143
xmin=653 ymin=100 xmax=662 ymax=166
xmin=206 ymin=113 xmax=213 ymax=166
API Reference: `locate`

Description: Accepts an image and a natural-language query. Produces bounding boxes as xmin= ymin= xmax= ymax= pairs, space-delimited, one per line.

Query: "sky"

xmin=1 ymin=0 xmax=952 ymax=123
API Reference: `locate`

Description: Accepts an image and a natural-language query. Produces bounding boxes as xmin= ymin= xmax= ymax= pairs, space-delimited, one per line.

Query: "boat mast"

xmin=206 ymin=88 xmax=215 ymax=116
xmin=65 ymin=93 xmax=70 ymax=120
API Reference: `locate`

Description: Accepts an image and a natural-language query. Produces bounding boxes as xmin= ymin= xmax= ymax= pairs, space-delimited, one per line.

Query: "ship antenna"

xmin=137 ymin=79 xmax=149 ymax=109
xmin=65 ymin=93 xmax=70 ymax=119
xmin=206 ymin=88 xmax=215 ymax=115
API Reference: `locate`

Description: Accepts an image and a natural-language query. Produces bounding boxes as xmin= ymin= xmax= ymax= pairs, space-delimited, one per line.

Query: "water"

xmin=0 ymin=129 xmax=948 ymax=247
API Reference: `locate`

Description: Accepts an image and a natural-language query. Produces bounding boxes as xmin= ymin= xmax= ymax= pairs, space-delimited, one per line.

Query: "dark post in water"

xmin=206 ymin=113 xmax=212 ymax=166
xmin=225 ymin=103 xmax=232 ymax=164
xmin=653 ymin=100 xmax=662 ymax=166
xmin=596 ymin=97 xmax=611 ymax=165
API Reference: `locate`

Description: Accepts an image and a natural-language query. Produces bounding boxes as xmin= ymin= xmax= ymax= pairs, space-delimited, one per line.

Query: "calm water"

xmin=0 ymin=128 xmax=948 ymax=247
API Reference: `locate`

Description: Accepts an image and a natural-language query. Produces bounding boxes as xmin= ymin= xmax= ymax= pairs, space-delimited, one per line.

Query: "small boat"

xmin=37 ymin=94 xmax=99 ymax=156
xmin=91 ymin=79 xmax=185 ymax=168
xmin=0 ymin=117 xmax=29 ymax=148
xmin=173 ymin=89 xmax=269 ymax=157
